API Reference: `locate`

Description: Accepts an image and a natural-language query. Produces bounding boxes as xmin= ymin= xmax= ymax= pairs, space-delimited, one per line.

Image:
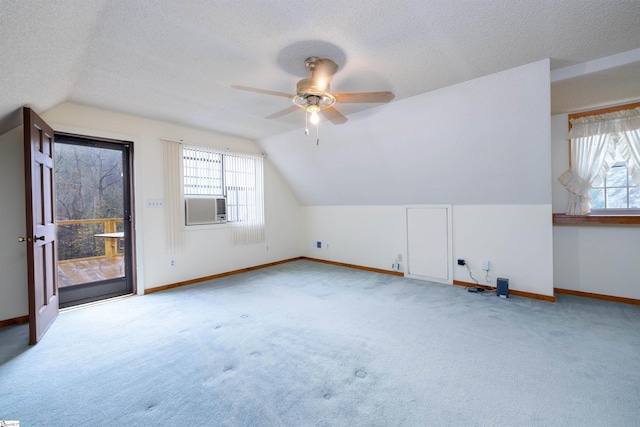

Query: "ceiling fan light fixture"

xmin=293 ymin=92 xmax=336 ymax=110
xmin=306 ymin=104 xmax=321 ymax=124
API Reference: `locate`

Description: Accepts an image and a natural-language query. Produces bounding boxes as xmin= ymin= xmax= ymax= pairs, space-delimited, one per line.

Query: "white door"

xmin=406 ymin=206 xmax=452 ymax=284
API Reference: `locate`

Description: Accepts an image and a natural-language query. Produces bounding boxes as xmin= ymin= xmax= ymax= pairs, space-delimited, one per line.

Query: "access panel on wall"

xmin=406 ymin=206 xmax=452 ymax=284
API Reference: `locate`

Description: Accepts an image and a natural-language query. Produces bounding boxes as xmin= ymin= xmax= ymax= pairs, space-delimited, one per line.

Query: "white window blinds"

xmin=183 ymin=146 xmax=223 ymax=196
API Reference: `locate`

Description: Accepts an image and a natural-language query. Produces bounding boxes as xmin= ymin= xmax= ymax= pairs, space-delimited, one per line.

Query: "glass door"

xmin=54 ymin=134 xmax=133 ymax=308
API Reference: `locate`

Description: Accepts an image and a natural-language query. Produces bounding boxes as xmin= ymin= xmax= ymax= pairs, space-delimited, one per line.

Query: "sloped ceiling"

xmin=1 ymin=0 xmax=639 ymax=140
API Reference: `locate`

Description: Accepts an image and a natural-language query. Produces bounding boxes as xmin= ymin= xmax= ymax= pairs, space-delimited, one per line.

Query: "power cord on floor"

xmin=464 ymin=263 xmax=496 ymax=295
xmin=464 ymin=264 xmax=484 ymax=293
xmin=459 ymin=260 xmax=496 ymax=295
xmin=466 ymin=264 xmax=478 ymax=285
xmin=479 ymin=288 xmax=497 ymax=297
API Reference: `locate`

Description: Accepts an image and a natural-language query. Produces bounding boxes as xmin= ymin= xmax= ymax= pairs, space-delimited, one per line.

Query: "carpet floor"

xmin=1 ymin=260 xmax=639 ymax=426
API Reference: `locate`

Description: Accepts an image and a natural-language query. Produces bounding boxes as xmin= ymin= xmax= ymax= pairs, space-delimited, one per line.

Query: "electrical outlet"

xmin=169 ymin=258 xmax=176 ymax=268
xmin=266 ymin=245 xmax=269 ymax=251
xmin=397 ymin=254 xmax=403 ymax=262
xmin=482 ymin=260 xmax=490 ymax=271
xmin=457 ymin=259 xmax=465 ymax=266
xmin=325 ymin=243 xmax=330 ymax=250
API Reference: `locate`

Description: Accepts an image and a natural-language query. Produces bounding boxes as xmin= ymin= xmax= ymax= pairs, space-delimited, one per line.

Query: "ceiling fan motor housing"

xmin=296 ymin=78 xmax=329 ymax=96
xmin=295 ymin=78 xmax=336 ymax=110
xmin=291 ymin=57 xmax=340 ymax=110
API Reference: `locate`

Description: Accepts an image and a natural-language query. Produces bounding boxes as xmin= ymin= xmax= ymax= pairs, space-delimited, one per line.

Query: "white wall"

xmin=453 ymin=205 xmax=553 ymax=294
xmin=0 ymin=126 xmax=29 ymax=320
xmin=551 ymin=112 xmax=640 ymax=299
xmin=0 ymin=103 xmax=302 ymax=322
xmin=292 ymin=59 xmax=555 ymax=297
xmin=551 ymin=114 xmax=571 ymax=212
xmin=302 ymin=204 xmax=554 ymax=296
xmin=302 ymin=206 xmax=406 ymax=270
xmin=259 ymin=60 xmax=552 ymax=206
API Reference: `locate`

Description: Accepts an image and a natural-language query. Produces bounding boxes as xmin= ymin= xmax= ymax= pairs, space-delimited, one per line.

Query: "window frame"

xmin=589 ymin=161 xmax=640 ymax=213
xmin=554 ymin=101 xmax=640 ymax=225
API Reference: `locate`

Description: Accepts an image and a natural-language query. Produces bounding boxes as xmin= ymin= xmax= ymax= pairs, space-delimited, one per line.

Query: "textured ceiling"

xmin=1 ymin=0 xmax=639 ymax=139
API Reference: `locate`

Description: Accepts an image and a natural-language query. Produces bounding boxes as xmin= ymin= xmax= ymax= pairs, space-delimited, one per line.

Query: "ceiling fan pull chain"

xmin=305 ymin=111 xmax=309 ymax=136
xmin=316 ymin=121 xmax=320 ymax=145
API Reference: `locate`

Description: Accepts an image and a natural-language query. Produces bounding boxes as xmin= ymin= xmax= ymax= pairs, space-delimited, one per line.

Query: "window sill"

xmin=552 ymin=214 xmax=640 ymax=225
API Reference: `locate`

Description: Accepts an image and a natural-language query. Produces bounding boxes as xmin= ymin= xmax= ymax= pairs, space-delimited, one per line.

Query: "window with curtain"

xmin=182 ymin=144 xmax=265 ymax=244
xmin=558 ymin=105 xmax=640 ymax=215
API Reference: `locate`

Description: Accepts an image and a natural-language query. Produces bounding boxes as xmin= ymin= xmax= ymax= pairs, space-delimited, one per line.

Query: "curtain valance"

xmin=568 ymin=107 xmax=640 ymax=139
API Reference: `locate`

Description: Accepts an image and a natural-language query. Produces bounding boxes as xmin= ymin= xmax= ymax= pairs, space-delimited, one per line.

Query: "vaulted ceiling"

xmin=1 ymin=1 xmax=639 ymax=140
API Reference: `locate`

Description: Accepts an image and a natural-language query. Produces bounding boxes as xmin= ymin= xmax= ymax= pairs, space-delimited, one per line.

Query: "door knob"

xmin=18 ymin=236 xmax=27 ymax=242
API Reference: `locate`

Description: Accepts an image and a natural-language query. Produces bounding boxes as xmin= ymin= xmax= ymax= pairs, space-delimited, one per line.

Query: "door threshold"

xmin=60 ymin=293 xmax=135 ymax=313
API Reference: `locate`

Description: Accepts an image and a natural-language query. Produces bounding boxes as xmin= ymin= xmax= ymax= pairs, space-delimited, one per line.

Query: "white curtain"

xmin=229 ymin=153 xmax=265 ymax=246
xmin=558 ymin=133 xmax=614 ymax=215
xmin=163 ymin=140 xmax=185 ymax=253
xmin=559 ymin=107 xmax=640 ymax=215
xmin=620 ymin=127 xmax=640 ymax=187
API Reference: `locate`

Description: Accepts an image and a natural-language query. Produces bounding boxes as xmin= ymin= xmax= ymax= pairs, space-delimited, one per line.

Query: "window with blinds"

xmin=182 ymin=145 xmax=264 ymax=227
xmin=183 ymin=146 xmax=223 ymax=196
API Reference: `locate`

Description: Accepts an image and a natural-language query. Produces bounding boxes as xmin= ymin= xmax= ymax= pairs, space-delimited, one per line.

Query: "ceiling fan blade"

xmin=335 ymin=91 xmax=395 ymax=103
xmin=231 ymin=84 xmax=293 ymax=98
xmin=265 ymin=105 xmax=300 ymax=120
xmin=321 ymin=106 xmax=348 ymax=125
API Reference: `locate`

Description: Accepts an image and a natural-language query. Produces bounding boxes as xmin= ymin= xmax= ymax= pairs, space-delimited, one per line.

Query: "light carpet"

xmin=1 ymin=260 xmax=639 ymax=426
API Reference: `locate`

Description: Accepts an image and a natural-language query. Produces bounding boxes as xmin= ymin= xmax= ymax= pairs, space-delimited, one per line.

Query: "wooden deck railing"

xmin=57 ymin=218 xmax=124 ymax=263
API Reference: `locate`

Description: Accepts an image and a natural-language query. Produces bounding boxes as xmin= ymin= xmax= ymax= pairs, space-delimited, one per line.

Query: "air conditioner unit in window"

xmin=185 ymin=196 xmax=227 ymax=225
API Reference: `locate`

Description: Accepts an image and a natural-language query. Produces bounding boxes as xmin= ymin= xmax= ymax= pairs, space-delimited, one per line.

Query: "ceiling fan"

xmin=232 ymin=57 xmax=395 ymax=129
